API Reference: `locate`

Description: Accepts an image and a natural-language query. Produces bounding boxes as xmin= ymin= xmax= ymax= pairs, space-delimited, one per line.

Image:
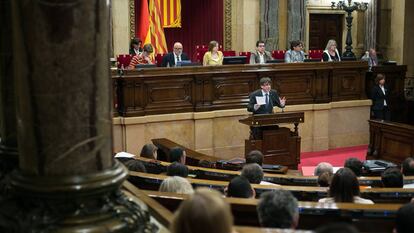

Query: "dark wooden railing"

xmin=367 ymin=120 xmax=414 ymax=163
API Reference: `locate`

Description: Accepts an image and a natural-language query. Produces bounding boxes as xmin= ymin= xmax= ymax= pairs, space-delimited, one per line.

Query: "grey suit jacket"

xmin=250 ymin=51 xmax=273 ymax=64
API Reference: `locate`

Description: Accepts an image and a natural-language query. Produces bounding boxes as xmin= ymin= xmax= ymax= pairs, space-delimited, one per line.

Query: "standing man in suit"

xmin=247 ymin=77 xmax=286 ymax=114
xmin=250 ymin=40 xmax=273 ymax=64
xmin=371 ymin=74 xmax=390 ymax=121
xmin=247 ymin=77 xmax=286 ymax=139
xmin=161 ymin=42 xmax=189 ymax=67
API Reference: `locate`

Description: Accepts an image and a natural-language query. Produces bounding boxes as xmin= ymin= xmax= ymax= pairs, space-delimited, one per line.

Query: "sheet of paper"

xmin=255 ymin=96 xmax=266 ymax=105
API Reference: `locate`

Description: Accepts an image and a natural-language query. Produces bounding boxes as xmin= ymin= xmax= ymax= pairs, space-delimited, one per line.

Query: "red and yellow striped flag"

xmin=161 ymin=0 xmax=181 ymax=28
xmin=144 ymin=0 xmax=168 ymax=55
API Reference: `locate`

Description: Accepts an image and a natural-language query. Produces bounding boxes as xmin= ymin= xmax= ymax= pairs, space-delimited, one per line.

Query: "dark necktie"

xmin=176 ymin=55 xmax=180 ymax=62
xmin=265 ymin=93 xmax=269 ymax=106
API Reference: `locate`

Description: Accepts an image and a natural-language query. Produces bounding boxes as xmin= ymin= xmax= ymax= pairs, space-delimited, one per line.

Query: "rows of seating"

xmin=123 ymin=181 xmax=312 ymax=233
xmin=142 ymin=189 xmax=401 ymax=233
xmin=149 ymin=138 xmax=414 ymax=187
xmin=136 ymin=156 xmax=414 ymax=187
xmin=120 ymin=138 xmax=414 ymax=232
xmin=128 ymin=171 xmax=414 ymax=203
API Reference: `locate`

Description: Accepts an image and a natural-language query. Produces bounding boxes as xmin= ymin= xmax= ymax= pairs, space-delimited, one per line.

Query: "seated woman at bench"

xmin=319 ymin=168 xmax=374 ymax=204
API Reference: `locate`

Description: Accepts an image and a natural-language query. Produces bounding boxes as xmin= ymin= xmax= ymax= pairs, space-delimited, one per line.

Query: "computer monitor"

xmin=135 ymin=64 xmax=157 ymax=69
xmin=176 ymin=60 xmax=201 ymax=67
xmin=223 ymin=56 xmax=247 ymax=65
xmin=180 ymin=62 xmax=201 ymax=67
xmin=266 ymin=59 xmax=284 ymax=64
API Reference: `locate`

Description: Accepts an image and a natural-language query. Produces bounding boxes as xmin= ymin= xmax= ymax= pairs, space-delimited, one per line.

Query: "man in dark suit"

xmin=247 ymin=77 xmax=286 ymax=114
xmin=161 ymin=42 xmax=189 ymax=67
xmin=247 ymin=77 xmax=286 ymax=139
xmin=371 ymin=74 xmax=390 ymax=120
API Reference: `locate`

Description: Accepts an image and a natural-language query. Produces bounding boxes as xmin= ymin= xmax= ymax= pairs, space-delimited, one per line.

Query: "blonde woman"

xmin=203 ymin=40 xmax=223 ymax=66
xmin=159 ymin=176 xmax=194 ymax=195
xmin=170 ymin=188 xmax=234 ymax=233
xmin=322 ymin=39 xmax=341 ymax=62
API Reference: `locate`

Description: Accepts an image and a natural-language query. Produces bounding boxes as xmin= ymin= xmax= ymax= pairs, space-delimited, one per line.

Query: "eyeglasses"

xmin=174 ymin=47 xmax=183 ymax=50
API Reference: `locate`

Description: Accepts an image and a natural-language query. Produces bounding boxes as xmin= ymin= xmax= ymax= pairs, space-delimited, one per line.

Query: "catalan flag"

xmin=161 ymin=0 xmax=182 ymax=28
xmin=143 ymin=0 xmax=168 ymax=55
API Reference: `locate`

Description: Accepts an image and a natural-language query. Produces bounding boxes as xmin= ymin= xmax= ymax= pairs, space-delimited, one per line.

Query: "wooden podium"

xmin=239 ymin=112 xmax=304 ymax=169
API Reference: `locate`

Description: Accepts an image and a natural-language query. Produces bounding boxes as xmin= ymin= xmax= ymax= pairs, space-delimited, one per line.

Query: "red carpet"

xmin=298 ymin=145 xmax=368 ymax=170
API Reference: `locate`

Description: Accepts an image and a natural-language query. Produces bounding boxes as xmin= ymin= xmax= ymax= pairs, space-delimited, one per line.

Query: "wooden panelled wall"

xmin=112 ymin=61 xmax=368 ymax=117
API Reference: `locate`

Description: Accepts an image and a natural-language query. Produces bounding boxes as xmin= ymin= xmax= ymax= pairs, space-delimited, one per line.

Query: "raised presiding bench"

xmin=113 ymin=61 xmax=368 ymax=116
xmin=367 ymin=120 xmax=414 ymax=163
xmin=144 ymin=190 xmax=402 ymax=233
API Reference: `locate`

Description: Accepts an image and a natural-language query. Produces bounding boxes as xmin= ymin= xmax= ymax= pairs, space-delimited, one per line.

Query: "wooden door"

xmin=309 ymin=14 xmax=343 ymax=53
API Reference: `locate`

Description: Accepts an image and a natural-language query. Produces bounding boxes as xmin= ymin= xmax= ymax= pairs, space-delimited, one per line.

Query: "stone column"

xmin=2 ymin=0 xmax=155 ymax=231
xmin=260 ymin=0 xmax=279 ymax=50
xmin=287 ymin=0 xmax=306 ymax=46
xmin=0 ymin=0 xmax=19 ymax=194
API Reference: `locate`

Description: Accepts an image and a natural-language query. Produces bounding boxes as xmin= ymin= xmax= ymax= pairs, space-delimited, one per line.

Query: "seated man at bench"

xmin=257 ymin=190 xmax=299 ymax=229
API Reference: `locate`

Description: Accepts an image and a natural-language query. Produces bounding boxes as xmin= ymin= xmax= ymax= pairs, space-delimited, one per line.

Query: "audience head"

xmin=257 ymin=190 xmax=299 ymax=229
xmin=142 ymin=44 xmax=153 ymax=54
xmin=401 ymin=157 xmax=414 ymax=176
xmin=256 ymin=40 xmax=266 ymax=53
xmin=329 ymin=167 xmax=360 ymax=202
xmin=124 ymin=159 xmax=146 ymax=172
xmin=170 ymin=188 xmax=233 ymax=233
xmin=140 ymin=144 xmax=158 ymax=160
xmin=290 ymin=40 xmax=303 ymax=51
xmin=159 ymin=176 xmax=194 ymax=195
xmin=325 ymin=39 xmax=337 ymax=51
xmin=259 ymin=77 xmax=272 ymax=93
xmin=317 ymin=171 xmax=333 ymax=187
xmin=316 ymin=222 xmax=360 ymax=233
xmin=314 ymin=162 xmax=334 ymax=176
xmin=344 ymin=158 xmax=363 ymax=176
xmin=381 ymin=167 xmax=403 ymax=188
xmin=167 ymin=162 xmax=189 ymax=178
xmin=226 ymin=176 xmax=255 ymax=198
xmin=375 ymin=73 xmax=386 ymax=86
xmin=170 ymin=147 xmax=186 ymax=164
xmin=245 ymin=150 xmax=264 ymax=166
xmin=208 ymin=40 xmax=219 ymax=53
xmin=130 ymin=37 xmax=142 ymax=50
xmin=173 ymin=42 xmax=183 ymax=56
xmin=395 ymin=203 xmax=414 ymax=233
xmin=241 ymin=163 xmax=264 ymax=184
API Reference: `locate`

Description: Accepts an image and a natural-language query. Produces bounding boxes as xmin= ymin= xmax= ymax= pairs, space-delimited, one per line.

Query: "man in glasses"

xmin=161 ymin=42 xmax=190 ymax=67
xmin=250 ymin=40 xmax=273 ymax=64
